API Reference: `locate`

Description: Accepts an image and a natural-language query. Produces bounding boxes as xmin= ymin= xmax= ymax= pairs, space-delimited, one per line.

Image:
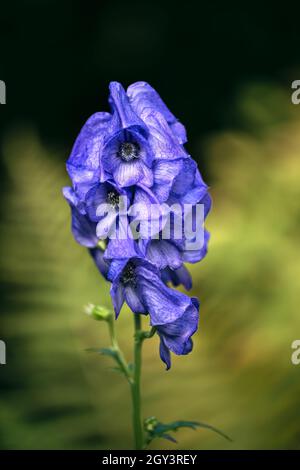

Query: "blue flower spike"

xmin=64 ymin=82 xmax=229 ymax=449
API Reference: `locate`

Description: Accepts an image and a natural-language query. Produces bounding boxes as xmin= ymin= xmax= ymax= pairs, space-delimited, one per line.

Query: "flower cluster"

xmin=63 ymin=82 xmax=211 ymax=369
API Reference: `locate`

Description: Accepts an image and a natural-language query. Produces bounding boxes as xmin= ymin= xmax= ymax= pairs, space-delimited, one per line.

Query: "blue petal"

xmin=103 ymin=212 xmax=138 ymax=259
xmin=104 ymin=236 xmax=137 ymax=261
xmin=146 ymin=240 xmax=182 ymax=270
xmin=156 ymin=298 xmax=199 ymax=368
xmin=170 ymin=158 xmax=198 ymax=196
xmin=183 ymin=229 xmax=210 ymax=263
xmin=110 ymin=282 xmax=125 ymax=317
xmin=113 ymin=160 xmax=144 ymax=187
xmin=66 ymin=112 xmax=111 ymax=197
xmin=85 ymin=184 xmax=109 ymax=221
xmin=67 ymin=112 xmax=111 ymax=170
xmin=107 ymin=259 xmax=129 ymax=282
xmin=169 ymin=121 xmax=187 ymax=145
xmin=181 ymin=185 xmax=209 ymax=206
xmin=63 ymin=187 xmax=98 ymax=247
xmin=128 ymin=81 xmax=176 ymax=123
xmin=124 ymin=286 xmax=146 ymax=314
xmin=70 ymin=207 xmax=98 ymax=247
xmin=127 ymin=81 xmax=187 ymax=144
xmin=96 ymin=211 xmax=118 ymax=238
xmin=141 ymin=109 xmax=187 ymax=161
xmin=66 ymin=165 xmax=101 ymax=201
xmin=139 ymin=162 xmax=154 ymax=187
xmin=159 ymin=340 xmax=171 ymax=370
xmin=63 ymin=186 xmax=77 ymax=205
xmin=130 ymin=186 xmax=165 ymax=238
xmin=109 ymin=82 xmax=148 ymax=137
xmin=152 ymin=159 xmax=183 ymax=202
xmin=101 ymin=129 xmax=153 ymax=176
xmin=201 ymin=193 xmax=212 ymax=219
xmin=132 ymin=185 xmax=160 ymax=211
xmin=136 ymin=263 xmax=191 ymax=325
xmin=162 ymin=265 xmax=192 ymax=290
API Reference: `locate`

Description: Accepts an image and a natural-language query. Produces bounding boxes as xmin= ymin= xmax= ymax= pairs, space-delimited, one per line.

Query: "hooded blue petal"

xmin=108 ymin=257 xmax=189 ymax=321
xmin=156 ymin=297 xmax=199 ymax=369
xmin=108 ymin=82 xmax=149 ymax=137
xmin=141 ymin=108 xmax=187 ymax=161
xmin=67 ymin=112 xmax=111 ymax=169
xmin=127 ymin=81 xmax=187 ymax=144
xmin=66 ymin=112 xmax=110 ymax=198
xmin=63 ymin=187 xmax=98 ymax=247
xmin=151 ymin=159 xmax=183 ymax=203
xmin=146 ymin=240 xmax=182 ymax=270
xmin=135 ymin=262 xmax=191 ymax=325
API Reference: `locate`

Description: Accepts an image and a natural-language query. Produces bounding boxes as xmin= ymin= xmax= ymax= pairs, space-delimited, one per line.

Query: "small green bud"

xmin=144 ymin=416 xmax=158 ymax=432
xmin=84 ymin=303 xmax=113 ymax=322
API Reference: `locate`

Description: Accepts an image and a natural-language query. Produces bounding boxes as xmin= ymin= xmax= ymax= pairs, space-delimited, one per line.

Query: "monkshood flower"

xmin=66 ymin=81 xmax=187 ymax=196
xmin=107 ymin=257 xmax=199 ymax=370
xmin=89 ymin=245 xmax=199 ymax=369
xmin=63 ymin=182 xmax=137 ymax=259
xmin=64 ymin=81 xmax=191 ymax=260
xmin=63 ymin=82 xmax=227 ymax=450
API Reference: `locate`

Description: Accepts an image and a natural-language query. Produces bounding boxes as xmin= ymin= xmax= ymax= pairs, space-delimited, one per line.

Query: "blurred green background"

xmin=1 ymin=0 xmax=300 ymax=450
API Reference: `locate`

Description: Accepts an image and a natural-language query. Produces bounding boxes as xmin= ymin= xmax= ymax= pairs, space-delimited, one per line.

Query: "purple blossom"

xmin=107 ymin=257 xmax=199 ymax=369
xmin=63 ymin=81 xmax=211 ymax=368
xmin=66 ymin=81 xmax=187 ymax=193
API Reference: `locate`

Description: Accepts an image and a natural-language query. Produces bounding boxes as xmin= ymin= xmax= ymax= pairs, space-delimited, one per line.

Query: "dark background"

xmin=1 ymin=1 xmax=299 ymax=162
xmin=1 ymin=0 xmax=300 ymax=450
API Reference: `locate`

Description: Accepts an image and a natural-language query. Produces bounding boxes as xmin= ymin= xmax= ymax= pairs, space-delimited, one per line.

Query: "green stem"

xmin=131 ymin=314 xmax=144 ymax=450
xmin=105 ymin=310 xmax=154 ymax=449
xmin=108 ymin=316 xmax=131 ymax=383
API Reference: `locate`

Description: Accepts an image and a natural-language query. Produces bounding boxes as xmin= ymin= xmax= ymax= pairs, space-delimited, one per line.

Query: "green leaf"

xmin=85 ymin=347 xmax=118 ymax=359
xmin=99 ymin=347 xmax=118 ymax=359
xmin=85 ymin=347 xmax=102 ymax=353
xmin=144 ymin=417 xmax=232 ymax=446
xmin=188 ymin=421 xmax=232 ymax=442
xmin=160 ymin=433 xmax=177 ymax=443
xmin=153 ymin=420 xmax=200 ymax=434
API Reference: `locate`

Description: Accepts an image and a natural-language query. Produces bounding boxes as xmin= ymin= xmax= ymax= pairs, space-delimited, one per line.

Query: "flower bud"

xmin=144 ymin=416 xmax=158 ymax=432
xmin=84 ymin=303 xmax=113 ymax=322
